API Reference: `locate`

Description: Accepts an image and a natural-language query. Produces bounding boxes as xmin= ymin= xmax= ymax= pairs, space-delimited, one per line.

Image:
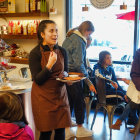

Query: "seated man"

xmin=92 ymin=51 xmax=126 ymax=101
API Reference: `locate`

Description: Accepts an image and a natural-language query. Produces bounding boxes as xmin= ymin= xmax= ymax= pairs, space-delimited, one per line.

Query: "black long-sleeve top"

xmin=130 ymin=48 xmax=140 ymax=91
xmin=29 ymin=44 xmax=68 ymax=85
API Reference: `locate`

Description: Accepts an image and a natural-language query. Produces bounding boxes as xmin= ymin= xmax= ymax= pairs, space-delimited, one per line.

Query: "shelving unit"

xmin=0 ymin=34 xmax=37 ymax=39
xmin=0 ymin=11 xmax=49 ymax=64
xmin=3 ymin=56 xmax=29 ymax=64
xmin=0 ymin=12 xmax=49 ymax=18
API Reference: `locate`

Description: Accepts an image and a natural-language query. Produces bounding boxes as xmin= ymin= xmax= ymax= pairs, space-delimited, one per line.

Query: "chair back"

xmin=95 ymin=76 xmax=106 ymax=104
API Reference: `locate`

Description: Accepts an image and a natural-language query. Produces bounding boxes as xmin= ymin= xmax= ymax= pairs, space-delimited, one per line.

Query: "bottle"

xmin=11 ymin=21 xmax=14 ymax=34
xmin=15 ymin=21 xmax=18 ymax=35
xmin=32 ymin=0 xmax=36 ymax=11
xmin=44 ymin=0 xmax=46 ymax=12
xmin=41 ymin=0 xmax=44 ymax=12
xmin=28 ymin=21 xmax=31 ymax=35
xmin=35 ymin=0 xmax=37 ymax=11
xmin=8 ymin=21 xmax=12 ymax=34
xmin=18 ymin=21 xmax=21 ymax=34
xmin=30 ymin=0 xmax=33 ymax=12
xmin=8 ymin=0 xmax=15 ymax=13
xmin=23 ymin=21 xmax=27 ymax=35
xmin=33 ymin=20 xmax=37 ymax=34
xmin=30 ymin=21 xmax=34 ymax=35
xmin=13 ymin=21 xmax=15 ymax=35
xmin=37 ymin=0 xmax=41 ymax=12
xmin=21 ymin=21 xmax=23 ymax=34
xmin=25 ymin=0 xmax=29 ymax=13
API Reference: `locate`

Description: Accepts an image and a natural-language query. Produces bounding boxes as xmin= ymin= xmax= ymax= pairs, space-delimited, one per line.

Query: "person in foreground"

xmin=0 ymin=92 xmax=34 ymax=140
xmin=29 ymin=20 xmax=71 ymax=140
xmin=62 ymin=21 xmax=96 ymax=139
xmin=111 ymin=79 xmax=138 ymax=131
xmin=128 ymin=48 xmax=140 ymax=133
xmin=111 ymin=49 xmax=140 ymax=133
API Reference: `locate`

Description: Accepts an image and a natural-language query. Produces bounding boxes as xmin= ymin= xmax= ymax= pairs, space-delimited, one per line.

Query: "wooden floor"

xmin=67 ymin=111 xmax=140 ymax=140
xmin=48 ymin=110 xmax=140 ymax=140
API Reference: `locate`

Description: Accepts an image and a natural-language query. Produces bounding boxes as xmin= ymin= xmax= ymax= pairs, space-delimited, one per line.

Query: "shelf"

xmin=0 ymin=12 xmax=49 ymax=18
xmin=0 ymin=34 xmax=37 ymax=39
xmin=3 ymin=56 xmax=29 ymax=64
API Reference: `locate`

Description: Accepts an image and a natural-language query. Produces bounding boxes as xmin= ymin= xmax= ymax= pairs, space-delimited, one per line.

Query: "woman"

xmin=0 ymin=92 xmax=34 ymax=140
xmin=29 ymin=20 xmax=71 ymax=140
xmin=128 ymin=48 xmax=140 ymax=133
xmin=62 ymin=21 xmax=96 ymax=139
xmin=92 ymin=51 xmax=126 ymax=100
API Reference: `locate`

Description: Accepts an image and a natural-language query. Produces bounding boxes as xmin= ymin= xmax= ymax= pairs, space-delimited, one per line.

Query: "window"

xmin=71 ymin=0 xmax=135 ymax=62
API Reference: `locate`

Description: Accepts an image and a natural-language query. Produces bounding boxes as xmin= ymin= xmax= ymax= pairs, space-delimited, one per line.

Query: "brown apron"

xmin=31 ymin=46 xmax=71 ymax=132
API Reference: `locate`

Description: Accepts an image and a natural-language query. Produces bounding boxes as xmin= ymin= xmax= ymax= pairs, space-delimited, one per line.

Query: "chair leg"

xmin=104 ymin=110 xmax=107 ymax=122
xmin=134 ymin=116 xmax=140 ymax=140
xmin=84 ymin=97 xmax=94 ymax=124
xmin=91 ymin=104 xmax=100 ymax=130
xmin=106 ymin=105 xmax=116 ymax=138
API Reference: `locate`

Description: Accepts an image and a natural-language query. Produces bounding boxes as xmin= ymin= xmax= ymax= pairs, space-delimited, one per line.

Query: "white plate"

xmin=0 ymin=85 xmax=26 ymax=91
xmin=56 ymin=77 xmax=86 ymax=83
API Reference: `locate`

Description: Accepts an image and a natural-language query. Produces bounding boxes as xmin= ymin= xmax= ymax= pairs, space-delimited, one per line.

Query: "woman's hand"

xmin=121 ymin=78 xmax=130 ymax=85
xmin=89 ymin=84 xmax=97 ymax=94
xmin=46 ymin=51 xmax=57 ymax=70
xmin=66 ymin=81 xmax=73 ymax=86
xmin=111 ymin=82 xmax=118 ymax=89
xmin=58 ymin=71 xmax=68 ymax=79
xmin=124 ymin=95 xmax=129 ymax=102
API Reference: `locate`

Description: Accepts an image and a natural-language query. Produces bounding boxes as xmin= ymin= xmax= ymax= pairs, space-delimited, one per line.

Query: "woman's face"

xmin=41 ymin=23 xmax=58 ymax=46
xmin=104 ymin=54 xmax=112 ymax=66
xmin=84 ymin=31 xmax=93 ymax=39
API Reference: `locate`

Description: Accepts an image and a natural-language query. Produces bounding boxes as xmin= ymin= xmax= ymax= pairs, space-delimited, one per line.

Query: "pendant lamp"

xmin=50 ymin=0 xmax=57 ymax=14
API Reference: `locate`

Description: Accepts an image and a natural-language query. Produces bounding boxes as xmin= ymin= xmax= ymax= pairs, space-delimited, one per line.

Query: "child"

xmin=0 ymin=92 xmax=34 ymax=140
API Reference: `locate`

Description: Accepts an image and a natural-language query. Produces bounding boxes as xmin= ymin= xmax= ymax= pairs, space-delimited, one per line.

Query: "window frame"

xmin=66 ymin=0 xmax=140 ymax=62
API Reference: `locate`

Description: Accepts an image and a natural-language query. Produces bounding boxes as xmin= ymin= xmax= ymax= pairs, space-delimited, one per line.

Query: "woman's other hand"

xmin=89 ymin=84 xmax=97 ymax=94
xmin=121 ymin=78 xmax=130 ymax=85
xmin=111 ymin=82 xmax=118 ymax=89
xmin=46 ymin=51 xmax=57 ymax=70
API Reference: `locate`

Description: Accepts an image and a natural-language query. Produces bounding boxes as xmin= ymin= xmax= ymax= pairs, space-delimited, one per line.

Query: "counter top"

xmin=0 ymin=80 xmax=32 ymax=94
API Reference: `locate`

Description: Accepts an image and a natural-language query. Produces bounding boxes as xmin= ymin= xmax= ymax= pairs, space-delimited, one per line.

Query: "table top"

xmin=0 ymin=80 xmax=32 ymax=94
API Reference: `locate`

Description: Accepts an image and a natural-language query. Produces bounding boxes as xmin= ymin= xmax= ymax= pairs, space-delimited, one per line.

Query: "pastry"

xmin=63 ymin=77 xmax=82 ymax=81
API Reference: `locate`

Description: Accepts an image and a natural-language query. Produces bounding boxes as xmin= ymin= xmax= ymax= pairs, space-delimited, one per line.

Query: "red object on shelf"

xmin=116 ymin=11 xmax=140 ymax=20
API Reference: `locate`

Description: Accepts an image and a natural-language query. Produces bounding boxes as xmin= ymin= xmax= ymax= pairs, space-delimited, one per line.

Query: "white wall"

xmin=0 ymin=0 xmax=66 ymax=52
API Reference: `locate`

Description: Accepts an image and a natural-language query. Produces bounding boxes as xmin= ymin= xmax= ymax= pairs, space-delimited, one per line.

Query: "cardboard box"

xmin=0 ymin=0 xmax=8 ymax=12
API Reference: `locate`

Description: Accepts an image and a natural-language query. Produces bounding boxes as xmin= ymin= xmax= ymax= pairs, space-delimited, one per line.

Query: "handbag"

xmin=126 ymin=80 xmax=140 ymax=104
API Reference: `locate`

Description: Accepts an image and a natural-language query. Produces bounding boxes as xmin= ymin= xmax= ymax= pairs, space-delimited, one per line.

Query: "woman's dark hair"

xmin=37 ymin=20 xmax=56 ymax=44
xmin=98 ymin=51 xmax=111 ymax=66
xmin=66 ymin=21 xmax=95 ymax=37
xmin=0 ymin=92 xmax=28 ymax=124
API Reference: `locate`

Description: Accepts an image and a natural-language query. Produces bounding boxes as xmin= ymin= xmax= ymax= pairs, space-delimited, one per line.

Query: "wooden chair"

xmin=90 ymin=76 xmax=126 ymax=137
